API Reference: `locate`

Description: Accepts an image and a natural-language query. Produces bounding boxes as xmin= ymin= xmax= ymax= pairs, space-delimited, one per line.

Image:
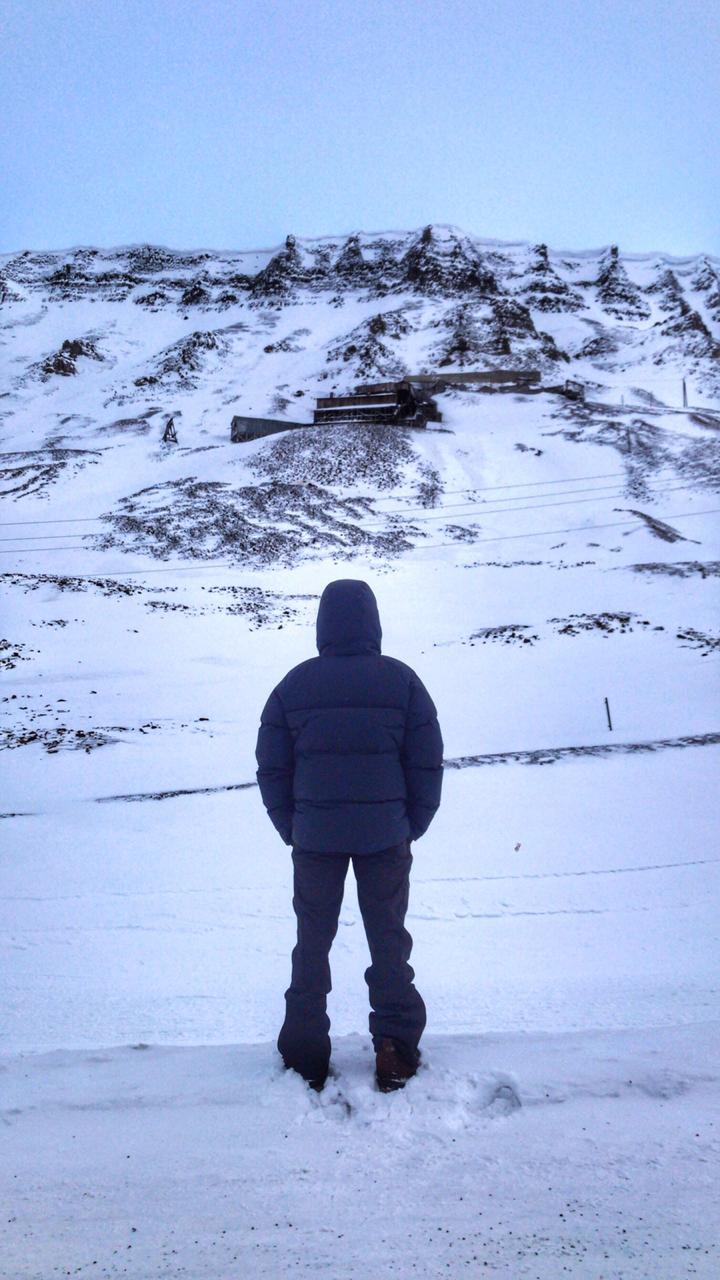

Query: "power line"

xmin=0 ymin=470 xmax=659 ymax=528
xmin=0 ymin=532 xmax=96 ymax=543
xmin=0 ymin=507 xmax=717 ymax=568
xmin=369 ymin=479 xmax=641 ymax=517
xmin=0 ymin=516 xmax=104 ymax=528
xmin=0 ymin=479 xmax=697 ymax=549
xmin=399 ymin=507 xmax=720 ymax=552
xmin=360 ymin=481 xmax=697 ymax=526
xmin=368 ymin=469 xmax=632 ymax=502
xmin=0 ymin=465 xmax=695 ymax=534
xmin=0 ymin=546 xmax=103 ymax=554
xmin=0 ymin=483 xmax=696 ymax=550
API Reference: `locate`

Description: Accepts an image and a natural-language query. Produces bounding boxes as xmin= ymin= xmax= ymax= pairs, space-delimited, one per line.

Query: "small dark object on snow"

xmin=375 ymin=1038 xmax=419 ymax=1092
xmin=162 ymin=416 xmax=178 ymax=444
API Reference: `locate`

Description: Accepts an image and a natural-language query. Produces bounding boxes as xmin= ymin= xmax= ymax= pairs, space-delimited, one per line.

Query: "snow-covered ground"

xmin=3 ymin=1025 xmax=719 ymax=1279
xmin=1 ymin=230 xmax=719 ymax=1276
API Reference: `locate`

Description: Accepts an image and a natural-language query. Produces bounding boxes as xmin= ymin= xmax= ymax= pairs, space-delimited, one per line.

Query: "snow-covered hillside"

xmin=1 ymin=227 xmax=719 ymax=1277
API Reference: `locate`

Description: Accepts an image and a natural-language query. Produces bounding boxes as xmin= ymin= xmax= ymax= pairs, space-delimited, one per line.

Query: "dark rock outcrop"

xmin=594 ymin=246 xmax=651 ymax=321
xmin=398 ymin=226 xmax=498 ymax=297
xmin=326 ymin=310 xmax=411 ymax=381
xmin=433 ymin=299 xmax=567 ymax=368
xmin=37 ymin=338 xmax=104 ymax=379
xmin=518 ymin=244 xmax=585 ymax=312
xmin=134 ymin=330 xmax=226 ymax=388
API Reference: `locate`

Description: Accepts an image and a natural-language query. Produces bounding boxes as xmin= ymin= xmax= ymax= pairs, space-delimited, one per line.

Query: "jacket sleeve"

xmin=255 ymin=686 xmax=294 ymax=845
xmin=401 ymin=673 xmax=444 ymax=841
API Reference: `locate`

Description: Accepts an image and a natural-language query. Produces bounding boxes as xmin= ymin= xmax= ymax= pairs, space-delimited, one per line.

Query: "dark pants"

xmin=278 ymin=841 xmax=426 ymax=1081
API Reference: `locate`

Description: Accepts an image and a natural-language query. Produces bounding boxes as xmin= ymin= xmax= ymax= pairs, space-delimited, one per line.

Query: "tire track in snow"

xmin=87 ymin=730 xmax=720 ymax=803
xmin=444 ymin=730 xmax=720 ymax=769
xmin=415 ymin=855 xmax=720 ymax=884
xmin=2 ymin=733 xmax=717 ymax=816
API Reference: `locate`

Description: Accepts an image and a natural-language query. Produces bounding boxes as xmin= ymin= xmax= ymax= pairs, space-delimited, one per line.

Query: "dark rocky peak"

xmin=690 ymin=258 xmax=720 ymax=324
xmin=576 ymin=320 xmax=621 ymax=361
xmin=134 ymin=288 xmax=172 ymax=310
xmin=92 ymin=270 xmax=142 ymax=300
xmin=646 ymin=267 xmax=684 ymax=310
xmin=126 ymin=245 xmax=179 ymax=274
xmin=491 ymin=297 xmax=537 ymax=342
xmin=0 ymin=272 xmax=23 ymax=304
xmin=47 ymin=261 xmax=81 ymax=288
xmin=214 ymin=288 xmax=245 ymax=308
xmin=492 ymin=297 xmax=569 ymax=362
xmin=36 ymin=337 xmax=104 ymax=379
xmin=691 ymin=257 xmax=720 ymax=293
xmin=655 ymin=296 xmax=717 ymax=356
xmin=530 ymin=243 xmax=550 ymax=271
xmin=594 ymin=248 xmax=651 ymax=321
xmin=365 ymin=239 xmax=406 ymax=296
xmin=642 ymin=265 xmax=713 ymax=345
xmin=649 ymin=267 xmax=681 ymax=292
xmin=179 ymin=278 xmax=213 ymax=308
xmin=2 ymin=250 xmax=59 ymax=284
xmin=398 ymin=226 xmax=498 ymax=297
xmin=333 ymin=234 xmax=372 ymax=284
xmin=517 ymin=244 xmax=586 ymax=313
xmin=72 ymin=247 xmax=100 ymax=265
xmin=310 ymin=242 xmax=334 ymax=277
xmin=433 ymin=304 xmax=496 ymax=365
xmin=366 ymin=310 xmax=412 ymax=340
xmin=60 ymin=337 xmax=103 ymax=360
xmin=263 ymin=326 xmax=311 ymax=355
xmin=325 ymin=308 xmax=411 ymax=381
xmin=37 ymin=258 xmax=140 ymax=301
xmin=134 ymin=329 xmax=227 ymax=389
xmin=250 ymin=234 xmax=321 ymax=298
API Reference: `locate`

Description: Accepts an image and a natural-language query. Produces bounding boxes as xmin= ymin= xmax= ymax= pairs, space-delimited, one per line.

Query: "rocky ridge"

xmin=2 ymin=225 xmax=718 ymax=405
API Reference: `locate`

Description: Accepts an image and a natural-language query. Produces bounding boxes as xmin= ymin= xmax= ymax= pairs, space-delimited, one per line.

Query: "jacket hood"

xmin=316 ymin=579 xmax=382 ymax=656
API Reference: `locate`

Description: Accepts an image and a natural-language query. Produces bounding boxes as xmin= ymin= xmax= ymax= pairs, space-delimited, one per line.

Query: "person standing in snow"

xmin=255 ymin=579 xmax=443 ymax=1092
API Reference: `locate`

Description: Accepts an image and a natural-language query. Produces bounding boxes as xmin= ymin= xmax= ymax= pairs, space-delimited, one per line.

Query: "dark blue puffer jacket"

xmin=255 ymin=579 xmax=443 ymax=854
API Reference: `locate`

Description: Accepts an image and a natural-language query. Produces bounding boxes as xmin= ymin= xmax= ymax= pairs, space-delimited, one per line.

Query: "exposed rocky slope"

xmin=1 ymin=223 xmax=717 ymax=564
xmin=2 ymin=225 xmax=718 ymax=417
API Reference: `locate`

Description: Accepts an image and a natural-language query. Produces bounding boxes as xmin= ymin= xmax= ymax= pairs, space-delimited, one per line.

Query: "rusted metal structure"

xmin=562 ymin=379 xmax=586 ymax=402
xmin=231 ymin=369 xmax=547 ymax=442
xmin=409 ymin=370 xmax=541 ymax=390
xmin=313 ymin=381 xmax=442 ymax=428
xmin=543 ymin=377 xmax=586 ymax=403
xmin=230 ymin=414 xmax=305 ymax=442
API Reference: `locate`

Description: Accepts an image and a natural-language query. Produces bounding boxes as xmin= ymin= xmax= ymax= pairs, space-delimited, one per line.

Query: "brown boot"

xmin=375 ymin=1038 xmax=418 ymax=1092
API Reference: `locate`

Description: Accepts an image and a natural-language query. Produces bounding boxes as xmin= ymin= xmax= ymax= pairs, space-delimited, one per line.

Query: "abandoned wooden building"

xmin=313 ymin=380 xmax=443 ymax=428
xmin=230 ymin=369 xmax=550 ymax=442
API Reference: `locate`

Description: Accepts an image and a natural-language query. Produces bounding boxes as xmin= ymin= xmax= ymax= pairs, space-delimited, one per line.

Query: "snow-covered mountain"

xmin=2 ymin=224 xmax=719 ymax=428
xmin=2 ymin=228 xmax=719 ymax=1278
xmin=1 ymin=224 xmax=718 ymax=561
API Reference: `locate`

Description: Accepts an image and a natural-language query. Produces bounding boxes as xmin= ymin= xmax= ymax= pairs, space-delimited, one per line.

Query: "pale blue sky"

xmin=1 ymin=0 xmax=718 ymax=256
